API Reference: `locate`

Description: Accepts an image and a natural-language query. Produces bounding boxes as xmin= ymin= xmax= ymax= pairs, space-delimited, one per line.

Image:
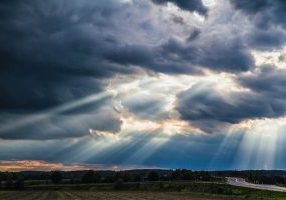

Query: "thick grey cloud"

xmin=0 ymin=0 xmax=137 ymax=139
xmin=0 ymin=0 xmax=213 ymax=113
xmin=230 ymin=0 xmax=270 ymax=14
xmin=187 ymin=28 xmax=201 ymax=41
xmin=106 ymin=35 xmax=254 ymax=74
xmin=159 ymin=37 xmax=253 ymax=72
xmin=176 ymin=80 xmax=286 ymax=132
xmin=230 ymin=0 xmax=286 ymax=50
xmin=151 ymin=0 xmax=208 ymax=16
xmin=0 ymin=0 xmax=131 ymax=111
xmin=0 ymin=0 xmax=284 ymax=141
xmin=246 ymin=28 xmax=286 ymax=50
xmin=0 ymin=0 xmax=255 ymax=113
xmin=173 ymin=1 xmax=286 ymax=133
xmin=238 ymin=66 xmax=286 ymax=98
xmin=230 ymin=0 xmax=286 ymax=27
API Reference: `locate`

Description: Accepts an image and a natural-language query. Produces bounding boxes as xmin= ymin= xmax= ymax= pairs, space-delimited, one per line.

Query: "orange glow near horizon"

xmin=0 ymin=160 xmax=156 ymax=172
xmin=0 ymin=160 xmax=115 ymax=172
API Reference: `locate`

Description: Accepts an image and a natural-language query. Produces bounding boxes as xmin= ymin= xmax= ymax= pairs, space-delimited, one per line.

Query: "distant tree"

xmin=181 ymin=169 xmax=192 ymax=180
xmin=104 ymin=174 xmax=116 ymax=183
xmin=69 ymin=178 xmax=75 ymax=184
xmin=115 ymin=172 xmax=122 ymax=181
xmin=122 ymin=172 xmax=131 ymax=182
xmin=15 ymin=176 xmax=24 ymax=190
xmin=82 ymin=170 xmax=101 ymax=183
xmin=171 ymin=169 xmax=181 ymax=181
xmin=0 ymin=176 xmax=2 ymax=188
xmin=159 ymin=174 xmax=170 ymax=181
xmin=82 ymin=170 xmax=95 ymax=183
xmin=148 ymin=171 xmax=159 ymax=181
xmin=197 ymin=171 xmax=211 ymax=181
xmin=94 ymin=172 xmax=102 ymax=183
xmin=133 ymin=173 xmax=141 ymax=182
xmin=50 ymin=171 xmax=62 ymax=184
xmin=5 ymin=173 xmax=13 ymax=189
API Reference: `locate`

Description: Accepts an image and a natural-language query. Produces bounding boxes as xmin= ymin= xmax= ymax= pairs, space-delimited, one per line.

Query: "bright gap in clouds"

xmin=104 ymin=72 xmax=244 ymax=136
xmin=62 ymin=70 xmax=286 ymax=169
xmin=165 ymin=2 xmax=205 ymax=23
xmin=202 ymin=0 xmax=216 ymax=7
xmin=252 ymin=47 xmax=286 ymax=68
xmin=82 ymin=72 xmax=257 ymax=165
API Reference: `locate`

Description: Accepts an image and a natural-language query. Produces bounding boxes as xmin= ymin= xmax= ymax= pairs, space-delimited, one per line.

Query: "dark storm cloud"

xmin=230 ymin=0 xmax=286 ymax=20
xmin=159 ymin=37 xmax=254 ymax=73
xmin=230 ymin=0 xmax=270 ymax=14
xmin=238 ymin=66 xmax=286 ymax=98
xmin=0 ymin=0 xmax=137 ymax=139
xmin=230 ymin=0 xmax=286 ymax=50
xmin=151 ymin=0 xmax=208 ymax=16
xmin=0 ymin=0 xmax=211 ymax=113
xmin=0 ymin=0 xmax=282 ymax=141
xmin=171 ymin=15 xmax=185 ymax=25
xmin=170 ymin=0 xmax=286 ymax=132
xmin=176 ymin=81 xmax=286 ymax=132
xmin=246 ymin=28 xmax=286 ymax=50
xmin=186 ymin=28 xmax=201 ymax=41
xmin=106 ymin=35 xmax=254 ymax=74
xmin=0 ymin=0 xmax=134 ymax=111
xmin=105 ymin=47 xmax=195 ymax=74
xmin=0 ymin=0 xmax=256 ymax=111
xmin=103 ymin=45 xmax=154 ymax=68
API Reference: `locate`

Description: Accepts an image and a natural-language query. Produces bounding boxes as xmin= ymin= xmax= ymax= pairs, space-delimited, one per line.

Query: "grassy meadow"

xmin=1 ymin=181 xmax=286 ymax=200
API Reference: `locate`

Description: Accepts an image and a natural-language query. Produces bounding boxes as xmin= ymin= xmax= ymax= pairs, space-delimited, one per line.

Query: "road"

xmin=226 ymin=177 xmax=286 ymax=192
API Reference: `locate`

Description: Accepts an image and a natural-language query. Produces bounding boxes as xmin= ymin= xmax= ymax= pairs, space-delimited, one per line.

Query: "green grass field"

xmin=1 ymin=190 xmax=286 ymax=200
xmin=1 ymin=182 xmax=286 ymax=200
xmin=0 ymin=191 xmax=244 ymax=200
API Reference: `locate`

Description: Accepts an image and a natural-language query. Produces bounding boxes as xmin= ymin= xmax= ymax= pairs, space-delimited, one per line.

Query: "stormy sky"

xmin=0 ymin=0 xmax=286 ymax=171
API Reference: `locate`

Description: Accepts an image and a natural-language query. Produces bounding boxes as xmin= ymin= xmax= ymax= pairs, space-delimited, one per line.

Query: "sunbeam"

xmin=208 ymin=132 xmax=241 ymax=170
xmin=233 ymin=118 xmax=284 ymax=169
xmin=0 ymin=91 xmax=111 ymax=134
xmin=122 ymin=132 xmax=169 ymax=165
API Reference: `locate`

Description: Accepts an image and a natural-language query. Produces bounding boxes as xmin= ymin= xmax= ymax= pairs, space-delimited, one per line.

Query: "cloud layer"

xmin=1 ymin=0 xmax=286 ymax=170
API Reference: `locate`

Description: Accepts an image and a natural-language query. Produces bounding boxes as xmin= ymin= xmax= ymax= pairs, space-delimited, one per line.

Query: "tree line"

xmin=3 ymin=169 xmax=285 ymax=189
xmin=0 ymin=172 xmax=24 ymax=190
xmin=0 ymin=169 xmax=213 ymax=188
xmin=49 ymin=169 xmax=213 ymax=184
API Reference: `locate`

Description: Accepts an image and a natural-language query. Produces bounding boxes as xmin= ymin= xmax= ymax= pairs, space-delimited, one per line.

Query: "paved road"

xmin=226 ymin=177 xmax=286 ymax=192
